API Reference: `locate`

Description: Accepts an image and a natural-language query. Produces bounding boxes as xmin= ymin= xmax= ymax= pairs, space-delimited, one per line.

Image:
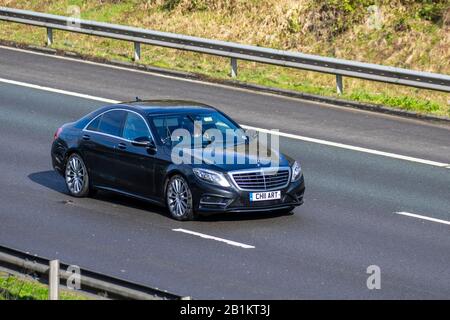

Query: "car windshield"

xmin=150 ymin=111 xmax=247 ymax=147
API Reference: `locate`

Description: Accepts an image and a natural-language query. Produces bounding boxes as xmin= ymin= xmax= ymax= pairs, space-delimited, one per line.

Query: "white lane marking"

xmin=1 ymin=45 xmax=322 ymax=106
xmin=172 ymin=228 xmax=255 ymax=249
xmin=5 ymin=44 xmax=450 ymax=131
xmin=0 ymin=78 xmax=117 ymax=104
xmin=241 ymin=124 xmax=450 ymax=168
xmin=1 ymin=76 xmax=449 ymax=169
xmin=395 ymin=212 xmax=450 ymax=226
xmin=0 ymin=45 xmax=427 ymax=119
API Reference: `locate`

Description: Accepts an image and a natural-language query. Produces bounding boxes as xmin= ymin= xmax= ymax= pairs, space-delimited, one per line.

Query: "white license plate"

xmin=249 ymin=191 xmax=281 ymax=202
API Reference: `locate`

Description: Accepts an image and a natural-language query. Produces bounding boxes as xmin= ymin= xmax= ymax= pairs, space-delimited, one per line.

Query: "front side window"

xmin=93 ymin=110 xmax=126 ymax=137
xmin=152 ymin=115 xmax=181 ymax=143
xmin=122 ymin=112 xmax=150 ymax=141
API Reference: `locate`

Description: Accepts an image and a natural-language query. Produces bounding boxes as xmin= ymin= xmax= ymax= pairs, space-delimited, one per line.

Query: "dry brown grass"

xmin=3 ymin=1 xmax=448 ymax=69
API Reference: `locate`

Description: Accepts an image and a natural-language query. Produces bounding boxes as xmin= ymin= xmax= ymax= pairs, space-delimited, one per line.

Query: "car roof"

xmin=113 ymin=99 xmax=217 ymax=114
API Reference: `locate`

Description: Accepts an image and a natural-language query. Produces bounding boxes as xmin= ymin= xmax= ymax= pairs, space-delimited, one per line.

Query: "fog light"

xmin=200 ymin=195 xmax=230 ymax=206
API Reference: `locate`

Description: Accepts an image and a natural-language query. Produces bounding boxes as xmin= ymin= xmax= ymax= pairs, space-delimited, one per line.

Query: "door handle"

xmin=117 ymin=142 xmax=127 ymax=150
xmin=82 ymin=134 xmax=91 ymax=141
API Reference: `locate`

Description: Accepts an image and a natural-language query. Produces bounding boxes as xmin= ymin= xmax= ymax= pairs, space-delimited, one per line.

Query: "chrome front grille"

xmin=229 ymin=168 xmax=291 ymax=191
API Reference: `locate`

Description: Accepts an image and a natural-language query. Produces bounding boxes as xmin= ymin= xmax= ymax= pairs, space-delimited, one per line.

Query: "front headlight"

xmin=291 ymin=161 xmax=302 ymax=182
xmin=193 ymin=168 xmax=231 ymax=187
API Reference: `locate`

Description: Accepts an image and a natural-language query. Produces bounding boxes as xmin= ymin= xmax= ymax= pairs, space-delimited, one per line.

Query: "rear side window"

xmin=86 ymin=115 xmax=101 ymax=131
xmin=88 ymin=110 xmax=126 ymax=137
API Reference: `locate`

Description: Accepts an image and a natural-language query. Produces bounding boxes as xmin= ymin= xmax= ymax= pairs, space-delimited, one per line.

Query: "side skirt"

xmin=94 ymin=185 xmax=166 ymax=207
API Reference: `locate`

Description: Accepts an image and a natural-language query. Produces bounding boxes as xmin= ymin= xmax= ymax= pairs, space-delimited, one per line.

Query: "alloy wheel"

xmin=167 ymin=176 xmax=193 ymax=220
xmin=65 ymin=154 xmax=87 ymax=196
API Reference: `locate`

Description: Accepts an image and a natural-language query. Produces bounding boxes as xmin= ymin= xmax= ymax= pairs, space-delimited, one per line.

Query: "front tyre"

xmin=65 ymin=153 xmax=90 ymax=197
xmin=166 ymin=175 xmax=195 ymax=221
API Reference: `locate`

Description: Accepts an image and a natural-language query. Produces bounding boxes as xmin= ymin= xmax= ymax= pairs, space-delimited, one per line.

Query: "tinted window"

xmin=74 ymin=110 xmax=99 ymax=129
xmin=87 ymin=115 xmax=101 ymax=131
xmin=97 ymin=110 xmax=126 ymax=137
xmin=151 ymin=112 xmax=245 ymax=146
xmin=122 ymin=112 xmax=150 ymax=141
xmin=152 ymin=116 xmax=181 ymax=142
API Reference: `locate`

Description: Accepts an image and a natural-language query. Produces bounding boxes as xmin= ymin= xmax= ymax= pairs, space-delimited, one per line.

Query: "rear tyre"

xmin=166 ymin=175 xmax=195 ymax=221
xmin=65 ymin=153 xmax=90 ymax=197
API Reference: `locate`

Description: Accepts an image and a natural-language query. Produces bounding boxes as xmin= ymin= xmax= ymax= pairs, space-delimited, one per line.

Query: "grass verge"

xmin=0 ymin=271 xmax=89 ymax=300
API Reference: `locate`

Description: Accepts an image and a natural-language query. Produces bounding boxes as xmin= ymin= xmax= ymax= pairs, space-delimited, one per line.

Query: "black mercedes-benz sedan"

xmin=51 ymin=100 xmax=305 ymax=220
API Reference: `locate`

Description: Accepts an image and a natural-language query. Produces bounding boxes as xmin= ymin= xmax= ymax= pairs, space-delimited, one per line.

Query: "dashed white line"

xmin=1 ymin=76 xmax=449 ymax=170
xmin=395 ymin=212 xmax=450 ymax=226
xmin=172 ymin=228 xmax=255 ymax=249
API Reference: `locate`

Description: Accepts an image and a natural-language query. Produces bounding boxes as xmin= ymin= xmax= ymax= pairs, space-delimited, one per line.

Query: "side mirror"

xmin=132 ymin=136 xmax=156 ymax=150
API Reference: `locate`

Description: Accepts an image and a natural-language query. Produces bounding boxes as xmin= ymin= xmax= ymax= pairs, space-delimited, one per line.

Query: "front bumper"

xmin=191 ymin=174 xmax=305 ymax=215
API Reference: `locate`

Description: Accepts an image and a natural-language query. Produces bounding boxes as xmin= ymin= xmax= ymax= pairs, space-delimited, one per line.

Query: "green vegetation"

xmin=0 ymin=271 xmax=89 ymax=300
xmin=0 ymin=0 xmax=448 ymax=116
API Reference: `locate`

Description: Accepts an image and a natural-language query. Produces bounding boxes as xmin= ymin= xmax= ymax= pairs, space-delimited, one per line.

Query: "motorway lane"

xmin=0 ymin=83 xmax=449 ymax=299
xmin=1 ymin=46 xmax=450 ymax=164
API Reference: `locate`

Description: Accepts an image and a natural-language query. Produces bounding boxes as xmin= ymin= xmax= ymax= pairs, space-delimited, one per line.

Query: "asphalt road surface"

xmin=0 ymin=46 xmax=449 ymax=299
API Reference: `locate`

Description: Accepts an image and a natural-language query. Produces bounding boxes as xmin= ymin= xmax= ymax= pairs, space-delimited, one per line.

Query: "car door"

xmin=80 ymin=109 xmax=127 ymax=189
xmin=114 ymin=111 xmax=158 ymax=199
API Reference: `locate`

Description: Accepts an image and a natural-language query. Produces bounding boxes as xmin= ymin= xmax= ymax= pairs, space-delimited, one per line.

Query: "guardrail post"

xmin=46 ymin=27 xmax=53 ymax=46
xmin=230 ymin=58 xmax=238 ymax=78
xmin=134 ymin=42 xmax=141 ymax=61
xmin=336 ymin=74 xmax=343 ymax=95
xmin=49 ymin=259 xmax=60 ymax=300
